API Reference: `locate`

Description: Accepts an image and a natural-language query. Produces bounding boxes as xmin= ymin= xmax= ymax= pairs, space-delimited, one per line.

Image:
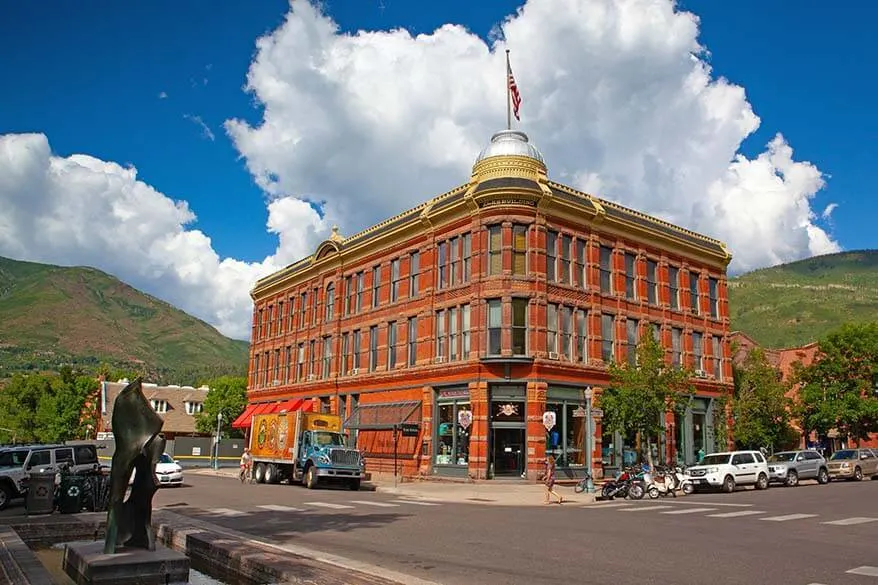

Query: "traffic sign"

xmin=398 ymin=423 xmax=420 ymax=437
xmin=591 ymin=408 xmax=604 ymax=418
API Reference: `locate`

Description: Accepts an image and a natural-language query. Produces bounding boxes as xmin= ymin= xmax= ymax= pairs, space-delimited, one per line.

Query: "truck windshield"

xmin=312 ymin=432 xmax=345 ymax=447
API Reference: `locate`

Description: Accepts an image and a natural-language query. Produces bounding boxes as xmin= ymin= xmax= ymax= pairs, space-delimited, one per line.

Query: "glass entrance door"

xmin=492 ymin=428 xmax=525 ymax=476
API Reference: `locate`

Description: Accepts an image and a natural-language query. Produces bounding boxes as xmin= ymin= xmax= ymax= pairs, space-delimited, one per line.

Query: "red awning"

xmin=231 ymin=404 xmax=258 ymax=429
xmin=275 ymin=398 xmax=303 ymax=413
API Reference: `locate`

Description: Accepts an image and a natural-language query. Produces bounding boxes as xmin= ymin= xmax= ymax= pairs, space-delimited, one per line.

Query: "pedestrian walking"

xmin=542 ymin=454 xmax=563 ymax=505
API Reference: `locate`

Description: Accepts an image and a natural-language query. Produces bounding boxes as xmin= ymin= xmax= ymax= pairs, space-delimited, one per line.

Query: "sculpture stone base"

xmin=63 ymin=541 xmax=190 ymax=585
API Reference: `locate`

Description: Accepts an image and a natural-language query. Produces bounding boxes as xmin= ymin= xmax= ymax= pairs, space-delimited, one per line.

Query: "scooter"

xmin=646 ymin=467 xmax=677 ymax=499
xmin=674 ymin=465 xmax=695 ymax=495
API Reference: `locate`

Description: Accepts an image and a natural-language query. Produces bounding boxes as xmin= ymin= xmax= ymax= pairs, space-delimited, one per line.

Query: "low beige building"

xmin=97 ymin=379 xmax=212 ymax=440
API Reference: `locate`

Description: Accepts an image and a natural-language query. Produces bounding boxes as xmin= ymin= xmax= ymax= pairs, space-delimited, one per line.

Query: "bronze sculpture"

xmin=103 ymin=378 xmax=165 ymax=554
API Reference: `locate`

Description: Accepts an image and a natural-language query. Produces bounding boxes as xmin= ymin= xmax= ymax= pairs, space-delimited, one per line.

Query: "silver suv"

xmin=0 ymin=443 xmax=100 ymax=510
xmin=767 ymin=449 xmax=830 ymax=487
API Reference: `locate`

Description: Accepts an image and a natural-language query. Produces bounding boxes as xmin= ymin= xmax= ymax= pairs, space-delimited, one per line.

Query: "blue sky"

xmin=0 ymin=0 xmax=874 ymax=338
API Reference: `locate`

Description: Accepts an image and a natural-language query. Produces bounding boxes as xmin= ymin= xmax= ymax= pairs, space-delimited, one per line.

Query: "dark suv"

xmin=0 ymin=443 xmax=100 ymax=510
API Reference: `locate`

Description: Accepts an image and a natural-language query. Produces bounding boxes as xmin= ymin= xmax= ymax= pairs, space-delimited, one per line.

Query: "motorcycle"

xmin=599 ymin=466 xmax=645 ymax=500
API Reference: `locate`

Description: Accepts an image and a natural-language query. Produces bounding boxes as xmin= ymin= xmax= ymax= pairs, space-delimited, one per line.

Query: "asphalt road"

xmin=6 ymin=474 xmax=878 ymax=585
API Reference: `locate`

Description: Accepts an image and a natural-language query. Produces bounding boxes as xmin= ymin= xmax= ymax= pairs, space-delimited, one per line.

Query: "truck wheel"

xmin=304 ymin=465 xmax=318 ymax=489
xmin=265 ymin=464 xmax=278 ymax=484
xmin=0 ymin=484 xmax=12 ymax=511
xmin=254 ymin=463 xmax=266 ymax=484
xmin=349 ymin=479 xmax=361 ymax=491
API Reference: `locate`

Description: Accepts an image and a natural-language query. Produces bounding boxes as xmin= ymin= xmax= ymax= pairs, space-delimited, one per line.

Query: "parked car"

xmin=686 ymin=450 xmax=770 ymax=493
xmin=128 ymin=453 xmax=184 ymax=487
xmin=0 ymin=443 xmax=100 ymax=510
xmin=826 ymin=448 xmax=878 ymax=481
xmin=767 ymin=449 xmax=830 ymax=486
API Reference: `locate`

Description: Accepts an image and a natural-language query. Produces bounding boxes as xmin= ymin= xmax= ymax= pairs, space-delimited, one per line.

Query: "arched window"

xmin=325 ymin=283 xmax=335 ymax=322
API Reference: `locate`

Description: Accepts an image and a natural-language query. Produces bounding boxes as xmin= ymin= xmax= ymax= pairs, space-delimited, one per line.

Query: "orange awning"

xmin=232 ymin=404 xmax=259 ymax=429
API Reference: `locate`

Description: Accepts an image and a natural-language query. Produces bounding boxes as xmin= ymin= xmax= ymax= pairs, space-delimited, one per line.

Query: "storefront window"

xmin=544 ymin=401 xmax=585 ymax=467
xmin=435 ymin=394 xmax=471 ymax=466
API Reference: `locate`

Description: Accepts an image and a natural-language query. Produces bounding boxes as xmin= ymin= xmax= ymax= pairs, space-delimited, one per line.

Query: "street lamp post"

xmin=214 ymin=412 xmax=223 ymax=471
xmin=584 ymin=386 xmax=595 ymax=494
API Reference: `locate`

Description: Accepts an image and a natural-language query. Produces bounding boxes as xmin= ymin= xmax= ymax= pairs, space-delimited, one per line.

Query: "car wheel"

xmin=785 ymin=470 xmax=798 ymax=487
xmin=304 ymin=465 xmax=318 ymax=489
xmin=0 ymin=484 xmax=11 ymax=511
xmin=682 ymin=483 xmax=694 ymax=495
xmin=817 ymin=468 xmax=829 ymax=484
xmin=854 ymin=467 xmax=863 ymax=481
xmin=723 ymin=475 xmax=736 ymax=493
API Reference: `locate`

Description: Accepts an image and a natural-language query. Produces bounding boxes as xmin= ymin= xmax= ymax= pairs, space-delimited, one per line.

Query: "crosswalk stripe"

xmin=350 ymin=500 xmax=401 ymax=508
xmin=661 ymin=507 xmax=717 ymax=515
xmin=707 ymin=510 xmax=766 ymax=518
xmin=620 ymin=505 xmax=671 ymax=512
xmin=392 ymin=499 xmax=441 ymax=506
xmin=257 ymin=504 xmax=305 ymax=512
xmin=846 ymin=566 xmax=878 ymax=577
xmin=208 ymin=508 xmax=248 ymax=517
xmin=760 ymin=513 xmax=818 ymax=522
xmin=304 ymin=502 xmax=355 ymax=510
xmin=589 ymin=502 xmax=632 ymax=509
xmin=669 ymin=501 xmax=752 ymax=508
xmin=822 ymin=517 xmax=878 ymax=526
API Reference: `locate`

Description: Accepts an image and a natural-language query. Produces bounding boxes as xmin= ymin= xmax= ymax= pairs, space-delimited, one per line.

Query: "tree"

xmin=600 ymin=332 xmax=694 ymax=465
xmin=0 ymin=373 xmax=96 ymax=443
xmin=796 ymin=322 xmax=878 ymax=445
xmin=731 ymin=347 xmax=796 ymax=452
xmin=195 ymin=376 xmax=248 ymax=437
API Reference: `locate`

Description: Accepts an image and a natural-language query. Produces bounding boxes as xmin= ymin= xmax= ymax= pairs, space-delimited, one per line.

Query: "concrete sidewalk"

xmin=189 ymin=467 xmax=597 ymax=506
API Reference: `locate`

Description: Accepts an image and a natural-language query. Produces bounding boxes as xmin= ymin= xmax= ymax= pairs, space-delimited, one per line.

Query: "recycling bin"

xmin=58 ymin=475 xmax=85 ymax=514
xmin=25 ymin=473 xmax=55 ymax=515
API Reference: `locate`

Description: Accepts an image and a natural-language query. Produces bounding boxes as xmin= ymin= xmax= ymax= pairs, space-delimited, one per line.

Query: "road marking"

xmin=257 ymin=504 xmax=305 ymax=512
xmin=760 ymin=513 xmax=818 ymax=522
xmin=304 ymin=502 xmax=355 ymax=510
xmin=392 ymin=499 xmax=441 ymax=506
xmin=661 ymin=507 xmax=717 ymax=515
xmin=822 ymin=517 xmax=878 ymax=526
xmin=619 ymin=505 xmax=671 ymax=512
xmin=846 ymin=566 xmax=878 ymax=577
xmin=670 ymin=501 xmax=753 ymax=508
xmin=589 ymin=502 xmax=632 ymax=509
xmin=207 ymin=508 xmax=248 ymax=517
xmin=706 ymin=510 xmax=766 ymax=518
xmin=349 ymin=500 xmax=400 ymax=508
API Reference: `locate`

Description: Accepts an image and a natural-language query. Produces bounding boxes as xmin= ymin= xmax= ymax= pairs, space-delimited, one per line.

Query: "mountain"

xmin=728 ymin=250 xmax=878 ymax=348
xmin=0 ymin=256 xmax=249 ymax=383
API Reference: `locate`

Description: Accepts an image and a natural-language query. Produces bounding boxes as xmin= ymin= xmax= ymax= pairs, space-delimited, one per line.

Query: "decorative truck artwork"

xmin=248 ymin=411 xmax=364 ymax=490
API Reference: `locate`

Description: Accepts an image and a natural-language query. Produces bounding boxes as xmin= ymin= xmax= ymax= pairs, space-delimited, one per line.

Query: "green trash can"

xmin=25 ymin=473 xmax=56 ymax=515
xmin=58 ymin=475 xmax=85 ymax=514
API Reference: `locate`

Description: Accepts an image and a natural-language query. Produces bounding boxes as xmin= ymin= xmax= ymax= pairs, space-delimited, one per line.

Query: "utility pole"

xmin=214 ymin=413 xmax=223 ymax=470
xmin=584 ymin=386 xmax=595 ymax=493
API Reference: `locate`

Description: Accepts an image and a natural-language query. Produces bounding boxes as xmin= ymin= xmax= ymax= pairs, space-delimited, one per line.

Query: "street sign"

xmin=398 ymin=423 xmax=420 ymax=437
xmin=591 ymin=408 xmax=604 ymax=418
xmin=572 ymin=406 xmax=587 ymax=418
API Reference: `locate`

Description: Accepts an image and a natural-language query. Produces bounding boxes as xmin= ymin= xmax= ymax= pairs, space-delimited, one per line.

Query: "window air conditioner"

xmin=434 ymin=356 xmax=446 ymax=364
xmin=548 ymin=352 xmax=559 ymax=360
xmin=351 ymin=368 xmax=359 ymax=375
xmin=695 ymin=369 xmax=706 ymax=378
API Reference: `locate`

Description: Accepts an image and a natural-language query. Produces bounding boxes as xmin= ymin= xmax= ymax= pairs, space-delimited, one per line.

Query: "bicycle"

xmin=239 ymin=464 xmax=255 ymax=484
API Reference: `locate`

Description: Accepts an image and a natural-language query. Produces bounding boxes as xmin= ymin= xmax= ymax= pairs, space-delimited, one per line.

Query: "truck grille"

xmin=330 ymin=449 xmax=360 ymax=467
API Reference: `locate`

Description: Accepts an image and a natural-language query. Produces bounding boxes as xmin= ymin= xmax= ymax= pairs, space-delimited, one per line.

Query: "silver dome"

xmin=474 ymin=130 xmax=545 ymax=166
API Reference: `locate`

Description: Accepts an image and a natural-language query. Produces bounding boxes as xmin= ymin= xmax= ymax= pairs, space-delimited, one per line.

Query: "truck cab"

xmin=298 ymin=428 xmax=364 ymax=489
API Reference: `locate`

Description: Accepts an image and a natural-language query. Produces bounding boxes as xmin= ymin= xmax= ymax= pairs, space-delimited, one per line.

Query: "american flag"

xmin=507 ymin=59 xmax=522 ymax=121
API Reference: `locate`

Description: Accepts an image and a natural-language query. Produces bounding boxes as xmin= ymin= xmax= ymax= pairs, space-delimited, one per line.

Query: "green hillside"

xmin=0 ymin=256 xmax=249 ymax=383
xmin=728 ymin=250 xmax=878 ymax=348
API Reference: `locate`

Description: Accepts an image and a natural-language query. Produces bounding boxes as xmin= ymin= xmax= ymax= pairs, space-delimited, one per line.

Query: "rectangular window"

xmin=256 ymin=309 xmax=263 ymax=339
xmin=388 ymin=321 xmax=397 ymax=369
xmin=462 ymin=233 xmax=472 ymax=282
xmin=344 ymin=275 xmax=353 ymax=315
xmin=264 ymin=351 xmax=270 ymax=385
xmin=267 ymin=305 xmax=274 ymax=337
xmin=372 ymin=266 xmax=381 ymax=308
xmin=547 ymin=303 xmax=558 ymax=354
xmin=309 ymin=340 xmax=316 ymax=378
xmin=709 ymin=277 xmax=719 ymax=319
xmin=671 ymin=327 xmax=682 ymax=368
xmin=356 ymin=272 xmax=364 ymax=312
xmin=600 ymin=245 xmax=613 ymax=294
xmin=408 ymin=317 xmax=418 ymax=366
xmin=512 ymin=298 xmax=528 ymax=356
xmin=352 ymin=330 xmax=361 ymax=372
xmin=312 ymin=287 xmax=319 ymax=323
xmin=278 ymin=301 xmax=285 ymax=334
xmin=560 ymin=235 xmax=572 ymax=284
xmin=689 ymin=272 xmax=699 ymax=314
xmin=449 ymin=307 xmax=459 ymax=361
xmin=651 ymin=323 xmax=661 ymax=344
xmin=626 ymin=319 xmax=639 ymax=366
xmin=288 ymin=297 xmax=296 ymax=331
xmin=544 ymin=402 xmax=586 ymax=467
xmin=693 ymin=331 xmax=703 ymax=371
xmin=488 ymin=226 xmax=502 ymax=275
xmin=409 ymin=252 xmax=420 ymax=297
xmin=321 ymin=337 xmax=331 ymax=379
xmin=450 ymin=237 xmax=460 ymax=285
xmin=438 ymin=241 xmax=448 ymax=289
xmin=273 ymin=348 xmax=280 ymax=383
xmin=546 ymin=230 xmax=558 ymax=282
xmin=512 ymin=224 xmax=527 ymax=275
xmin=391 ymin=258 xmax=400 ymax=303
xmin=435 ymin=399 xmax=471 ymax=467
xmin=624 ymin=252 xmax=636 ymax=300
xmin=601 ymin=314 xmax=615 ymax=362
xmin=284 ymin=345 xmax=292 ymax=382
xmin=369 ymin=326 xmax=378 ymax=371
xmin=712 ymin=336 xmax=722 ymax=380
xmin=561 ymin=305 xmax=573 ymax=360
xmin=487 ymin=299 xmax=502 ymax=355
xmin=325 ymin=284 xmax=335 ymax=322
xmin=577 ymin=309 xmax=588 ymax=363
xmin=254 ymin=353 xmax=261 ymax=387
xmin=436 ymin=309 xmax=447 ymax=359
xmin=296 ymin=343 xmax=304 ymax=381
xmin=575 ymin=240 xmax=586 ymax=288
xmin=669 ymin=266 xmax=680 ymax=310
xmin=647 ymin=260 xmax=658 ymax=305
xmin=341 ymin=333 xmax=349 ymax=376
xmin=462 ymin=304 xmax=471 ymax=357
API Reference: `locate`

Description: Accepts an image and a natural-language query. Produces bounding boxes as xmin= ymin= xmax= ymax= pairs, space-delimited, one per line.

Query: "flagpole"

xmin=506 ymin=49 xmax=511 ymax=130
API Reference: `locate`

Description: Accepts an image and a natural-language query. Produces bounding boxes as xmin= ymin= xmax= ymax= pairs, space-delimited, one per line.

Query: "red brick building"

xmin=241 ymin=130 xmax=734 ymax=481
